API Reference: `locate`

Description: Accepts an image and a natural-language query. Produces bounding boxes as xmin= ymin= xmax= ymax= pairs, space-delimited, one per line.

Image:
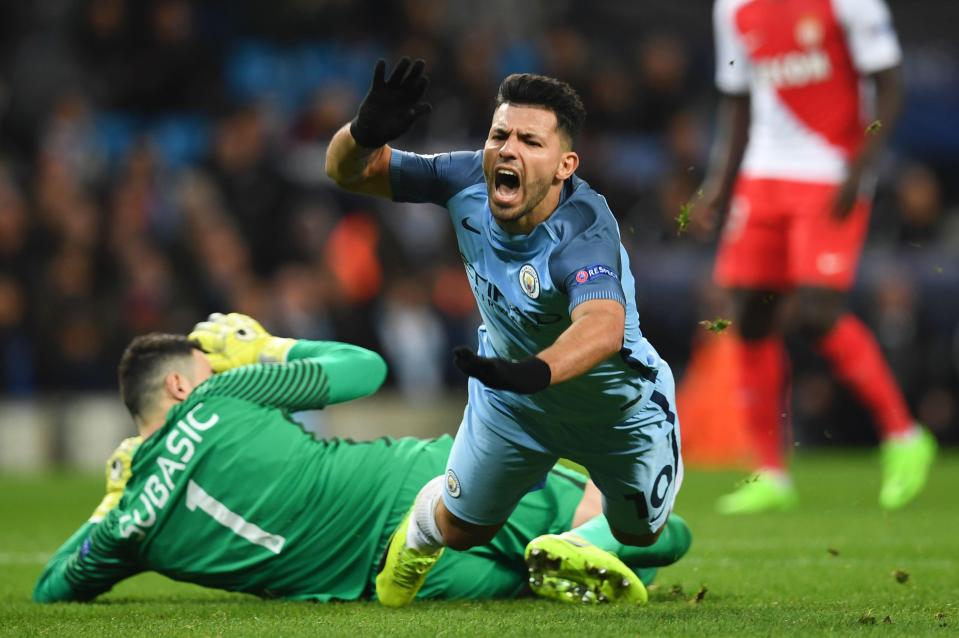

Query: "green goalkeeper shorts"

xmin=369 ymin=435 xmax=588 ymax=600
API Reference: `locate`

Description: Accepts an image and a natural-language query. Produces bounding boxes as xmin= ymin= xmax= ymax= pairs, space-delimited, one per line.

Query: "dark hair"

xmin=118 ymin=333 xmax=199 ymax=420
xmin=495 ymin=73 xmax=587 ymax=145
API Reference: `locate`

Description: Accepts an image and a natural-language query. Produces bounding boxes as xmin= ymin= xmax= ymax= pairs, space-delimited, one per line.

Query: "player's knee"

xmin=730 ymin=289 xmax=780 ymax=341
xmin=794 ymin=288 xmax=845 ymax=341
xmin=609 ymin=526 xmax=660 ymax=548
xmin=442 ymin=526 xmax=497 ymax=551
xmin=437 ymin=510 xmax=501 ymax=551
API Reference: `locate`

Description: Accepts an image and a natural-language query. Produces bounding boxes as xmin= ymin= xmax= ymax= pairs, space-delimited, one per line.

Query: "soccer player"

xmin=33 ymin=313 xmax=691 ymax=604
xmin=703 ymin=0 xmax=936 ymax=514
xmin=325 ymin=59 xmax=690 ymax=607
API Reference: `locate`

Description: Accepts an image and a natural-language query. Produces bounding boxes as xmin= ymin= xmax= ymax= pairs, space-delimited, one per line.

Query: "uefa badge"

xmin=446 ymin=470 xmax=462 ymax=498
xmin=795 ymin=15 xmax=823 ymax=48
xmin=519 ymin=264 xmax=540 ymax=299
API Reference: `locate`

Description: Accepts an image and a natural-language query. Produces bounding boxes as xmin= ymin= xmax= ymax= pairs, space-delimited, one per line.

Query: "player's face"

xmin=483 ymin=103 xmax=576 ymax=225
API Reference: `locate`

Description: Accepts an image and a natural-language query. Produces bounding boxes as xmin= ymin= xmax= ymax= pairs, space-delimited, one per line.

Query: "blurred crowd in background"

xmin=0 ymin=0 xmax=957 ymax=443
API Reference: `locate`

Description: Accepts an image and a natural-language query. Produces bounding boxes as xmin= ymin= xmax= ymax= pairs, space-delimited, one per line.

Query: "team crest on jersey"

xmin=446 ymin=470 xmax=462 ymax=498
xmin=519 ymin=264 xmax=540 ymax=299
xmin=795 ymin=15 xmax=823 ymax=48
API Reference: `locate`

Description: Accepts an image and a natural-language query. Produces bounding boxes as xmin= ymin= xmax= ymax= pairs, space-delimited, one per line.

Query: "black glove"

xmin=452 ymin=347 xmax=551 ymax=394
xmin=349 ymin=57 xmax=432 ymax=148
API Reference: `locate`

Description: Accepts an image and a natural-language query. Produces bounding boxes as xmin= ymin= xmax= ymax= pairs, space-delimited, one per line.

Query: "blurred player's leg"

xmin=714 ymin=179 xmax=800 ymax=513
xmin=716 ymin=290 xmax=798 ymax=514
xmin=791 ymin=188 xmax=937 ymax=509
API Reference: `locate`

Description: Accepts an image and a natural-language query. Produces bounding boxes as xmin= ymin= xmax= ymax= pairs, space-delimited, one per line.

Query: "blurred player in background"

xmin=701 ymin=0 xmax=936 ymax=514
xmin=326 ymin=59 xmax=689 ymax=607
xmin=34 ymin=314 xmax=691 ymax=605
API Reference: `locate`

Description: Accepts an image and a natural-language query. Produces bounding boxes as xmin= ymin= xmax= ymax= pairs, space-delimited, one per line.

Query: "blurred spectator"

xmin=0 ymin=1 xmax=953 ymax=444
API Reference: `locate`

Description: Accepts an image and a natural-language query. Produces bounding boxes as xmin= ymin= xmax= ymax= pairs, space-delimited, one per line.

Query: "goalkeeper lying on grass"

xmin=34 ymin=314 xmax=691 ymax=604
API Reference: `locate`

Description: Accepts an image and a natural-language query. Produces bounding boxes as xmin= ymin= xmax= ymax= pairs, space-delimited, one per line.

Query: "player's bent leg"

xmin=435 ymin=499 xmax=503 ymax=551
xmin=376 ymin=476 xmax=447 ymax=607
xmin=525 ymin=533 xmax=647 ymax=605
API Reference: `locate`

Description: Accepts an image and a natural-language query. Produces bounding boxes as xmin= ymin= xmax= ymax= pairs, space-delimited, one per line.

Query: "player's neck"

xmin=136 ymin=399 xmax=177 ymax=440
xmin=496 ymin=186 xmax=562 ymax=235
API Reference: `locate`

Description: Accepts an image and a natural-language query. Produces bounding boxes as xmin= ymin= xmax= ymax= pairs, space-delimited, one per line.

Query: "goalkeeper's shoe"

xmin=715 ymin=472 xmax=798 ymax=515
xmin=375 ymin=509 xmax=444 ymax=607
xmin=524 ymin=533 xmax=648 ymax=605
xmin=879 ymin=426 xmax=937 ymax=510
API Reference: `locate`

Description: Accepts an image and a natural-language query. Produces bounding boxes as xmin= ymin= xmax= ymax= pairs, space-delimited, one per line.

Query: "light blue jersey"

xmin=391 ymin=150 xmax=661 ymax=433
xmin=391 ymin=149 xmax=681 ymax=533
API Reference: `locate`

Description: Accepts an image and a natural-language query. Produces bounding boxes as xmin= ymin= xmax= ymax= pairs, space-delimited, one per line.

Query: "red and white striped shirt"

xmin=714 ymin=0 xmax=901 ymax=183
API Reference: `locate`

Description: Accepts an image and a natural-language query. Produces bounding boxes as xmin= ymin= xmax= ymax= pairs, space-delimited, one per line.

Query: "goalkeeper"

xmin=34 ymin=314 xmax=690 ymax=604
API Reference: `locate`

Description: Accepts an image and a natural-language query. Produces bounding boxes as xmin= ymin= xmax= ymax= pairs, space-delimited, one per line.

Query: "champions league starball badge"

xmin=519 ymin=264 xmax=540 ymax=299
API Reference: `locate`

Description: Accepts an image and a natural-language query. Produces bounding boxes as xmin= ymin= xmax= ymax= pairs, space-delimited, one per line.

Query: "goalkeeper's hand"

xmin=452 ymin=347 xmax=552 ymax=394
xmin=89 ymin=436 xmax=143 ymax=523
xmin=188 ymin=312 xmax=296 ymax=373
xmin=349 ymin=57 xmax=432 ymax=148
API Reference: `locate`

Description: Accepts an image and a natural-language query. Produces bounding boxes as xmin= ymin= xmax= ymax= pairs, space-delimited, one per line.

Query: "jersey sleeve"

xmin=548 ymin=206 xmax=627 ymax=315
xmin=33 ymin=512 xmax=142 ymax=603
xmin=389 ymin=149 xmax=484 ymax=206
xmin=714 ymin=0 xmax=751 ymax=94
xmin=192 ymin=340 xmax=387 ymax=410
xmin=833 ymin=0 xmax=901 ymax=74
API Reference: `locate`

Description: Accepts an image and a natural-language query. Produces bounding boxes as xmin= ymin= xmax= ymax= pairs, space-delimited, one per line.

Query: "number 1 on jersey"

xmin=185 ymin=480 xmax=286 ymax=555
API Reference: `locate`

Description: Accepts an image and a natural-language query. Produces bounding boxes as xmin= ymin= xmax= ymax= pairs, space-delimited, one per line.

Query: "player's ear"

xmin=556 ymin=150 xmax=579 ymax=181
xmin=164 ymin=371 xmax=191 ymax=401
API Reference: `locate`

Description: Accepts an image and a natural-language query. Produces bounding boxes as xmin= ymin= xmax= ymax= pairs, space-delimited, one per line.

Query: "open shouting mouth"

xmin=492 ymin=165 xmax=522 ymax=208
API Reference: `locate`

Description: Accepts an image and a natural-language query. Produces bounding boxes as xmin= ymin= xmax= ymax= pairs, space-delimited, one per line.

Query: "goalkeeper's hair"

xmin=496 ymin=73 xmax=586 ymax=147
xmin=118 ymin=333 xmax=200 ymax=420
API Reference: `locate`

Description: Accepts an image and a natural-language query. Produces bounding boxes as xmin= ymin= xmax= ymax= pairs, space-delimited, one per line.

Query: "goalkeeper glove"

xmin=89 ymin=436 xmax=143 ymax=523
xmin=188 ymin=312 xmax=296 ymax=373
xmin=452 ymin=346 xmax=551 ymax=394
xmin=350 ymin=57 xmax=432 ymax=148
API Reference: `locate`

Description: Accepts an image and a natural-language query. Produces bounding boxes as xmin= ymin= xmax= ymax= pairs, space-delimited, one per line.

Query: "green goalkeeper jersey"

xmin=34 ymin=340 xmax=434 ymax=603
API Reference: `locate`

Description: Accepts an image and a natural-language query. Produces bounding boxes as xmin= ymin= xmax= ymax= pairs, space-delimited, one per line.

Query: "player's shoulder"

xmin=548 ymin=176 xmax=619 ymax=246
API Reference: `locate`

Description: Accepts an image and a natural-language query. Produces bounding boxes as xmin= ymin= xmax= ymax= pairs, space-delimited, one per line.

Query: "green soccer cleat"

xmin=524 ymin=533 xmax=648 ymax=605
xmin=375 ymin=510 xmax=444 ymax=607
xmin=879 ymin=427 xmax=937 ymax=510
xmin=715 ymin=472 xmax=798 ymax=515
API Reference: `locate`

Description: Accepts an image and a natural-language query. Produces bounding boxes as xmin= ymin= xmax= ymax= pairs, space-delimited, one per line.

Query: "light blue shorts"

xmin=442 ymin=360 xmax=683 ymax=536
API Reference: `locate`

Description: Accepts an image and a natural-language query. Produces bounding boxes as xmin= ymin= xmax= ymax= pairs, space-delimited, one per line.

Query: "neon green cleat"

xmin=375 ymin=510 xmax=444 ymax=607
xmin=716 ymin=472 xmax=798 ymax=515
xmin=879 ymin=427 xmax=937 ymax=510
xmin=524 ymin=533 xmax=648 ymax=605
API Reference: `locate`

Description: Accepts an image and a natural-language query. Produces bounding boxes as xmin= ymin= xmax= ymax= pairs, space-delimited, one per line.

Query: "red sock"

xmin=738 ymin=337 xmax=789 ymax=470
xmin=816 ymin=314 xmax=913 ymax=439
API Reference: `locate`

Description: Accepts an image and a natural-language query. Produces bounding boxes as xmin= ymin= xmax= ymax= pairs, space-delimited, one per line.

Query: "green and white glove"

xmin=188 ymin=312 xmax=296 ymax=373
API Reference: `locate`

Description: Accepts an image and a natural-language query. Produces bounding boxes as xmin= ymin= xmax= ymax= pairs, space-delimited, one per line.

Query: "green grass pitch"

xmin=2 ymin=451 xmax=956 ymax=637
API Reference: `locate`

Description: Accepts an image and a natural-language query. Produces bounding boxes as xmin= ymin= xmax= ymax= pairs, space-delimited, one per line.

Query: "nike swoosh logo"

xmin=461 ymin=217 xmax=481 ymax=234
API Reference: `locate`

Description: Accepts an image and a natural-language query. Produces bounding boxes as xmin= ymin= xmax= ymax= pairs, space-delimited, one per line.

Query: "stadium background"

xmin=0 ymin=0 xmax=956 ymax=470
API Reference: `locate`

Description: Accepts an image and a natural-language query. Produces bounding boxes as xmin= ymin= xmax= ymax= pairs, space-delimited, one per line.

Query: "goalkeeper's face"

xmin=483 ymin=103 xmax=578 ymax=224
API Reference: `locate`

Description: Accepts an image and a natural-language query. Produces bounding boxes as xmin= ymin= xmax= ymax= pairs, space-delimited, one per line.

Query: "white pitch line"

xmin=0 ymin=552 xmax=51 ymax=565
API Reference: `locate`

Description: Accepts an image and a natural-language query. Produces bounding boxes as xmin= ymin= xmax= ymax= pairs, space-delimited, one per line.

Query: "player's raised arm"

xmin=325 ymin=58 xmax=432 ymax=198
xmin=188 ymin=313 xmax=388 ymax=410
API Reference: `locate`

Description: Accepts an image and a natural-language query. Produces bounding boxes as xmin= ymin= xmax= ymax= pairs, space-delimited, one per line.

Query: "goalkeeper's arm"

xmin=191 ymin=339 xmax=387 ymax=412
xmin=34 ymin=513 xmax=142 ymax=603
